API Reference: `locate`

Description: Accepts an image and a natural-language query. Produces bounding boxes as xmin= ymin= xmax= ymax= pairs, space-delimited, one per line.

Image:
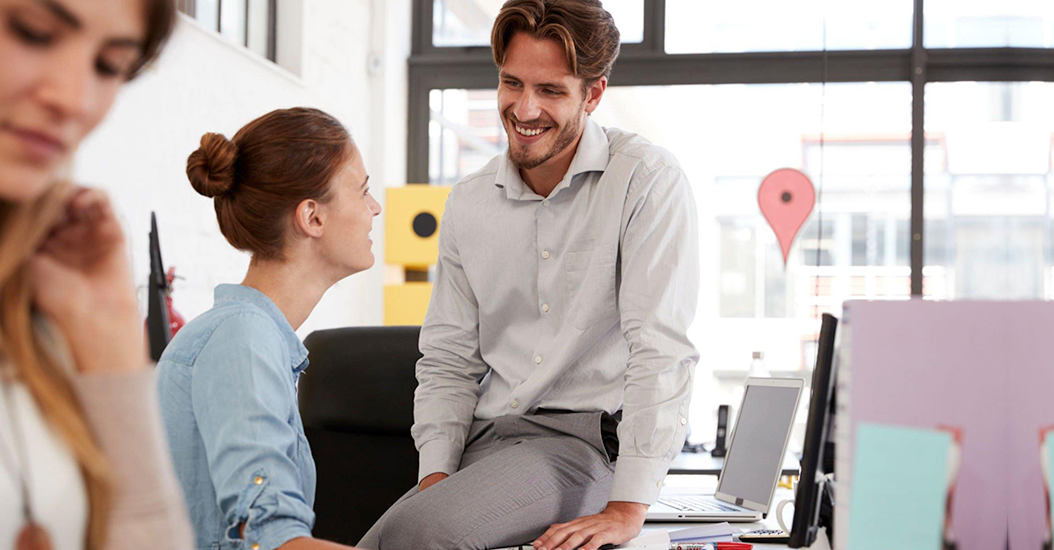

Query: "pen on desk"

xmin=670 ymin=543 xmax=753 ymax=550
xmin=511 ymin=542 xmax=754 ymax=550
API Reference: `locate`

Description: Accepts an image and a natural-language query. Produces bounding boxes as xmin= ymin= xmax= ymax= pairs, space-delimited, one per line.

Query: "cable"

xmin=812 ymin=13 xmax=828 ymax=320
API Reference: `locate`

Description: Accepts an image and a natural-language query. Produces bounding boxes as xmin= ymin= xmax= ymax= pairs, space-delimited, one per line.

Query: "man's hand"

xmin=418 ymin=472 xmax=449 ymax=492
xmin=533 ymin=501 xmax=648 ymax=550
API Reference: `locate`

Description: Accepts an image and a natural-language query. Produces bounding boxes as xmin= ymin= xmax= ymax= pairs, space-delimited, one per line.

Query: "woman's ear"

xmin=293 ymin=198 xmax=326 ymax=238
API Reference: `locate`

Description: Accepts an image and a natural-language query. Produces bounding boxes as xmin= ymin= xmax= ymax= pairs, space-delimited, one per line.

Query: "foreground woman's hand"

xmin=534 ymin=501 xmax=648 ymax=550
xmin=29 ymin=188 xmax=146 ymax=373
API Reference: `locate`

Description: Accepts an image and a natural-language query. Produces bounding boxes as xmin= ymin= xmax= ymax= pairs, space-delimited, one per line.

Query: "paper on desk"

xmin=617 ymin=529 xmax=671 ymax=550
xmin=847 ymin=423 xmax=951 ymax=550
xmin=668 ymin=523 xmax=735 ymax=543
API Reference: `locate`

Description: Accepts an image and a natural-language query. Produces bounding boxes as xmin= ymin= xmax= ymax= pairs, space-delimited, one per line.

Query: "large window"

xmin=427 ymin=82 xmax=916 ymax=433
xmin=408 ymin=0 xmax=1054 ymax=444
xmin=177 ymin=0 xmax=277 ymax=61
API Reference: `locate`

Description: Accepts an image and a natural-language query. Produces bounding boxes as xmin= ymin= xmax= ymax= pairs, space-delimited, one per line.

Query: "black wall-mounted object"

xmin=711 ymin=404 xmax=729 ymax=458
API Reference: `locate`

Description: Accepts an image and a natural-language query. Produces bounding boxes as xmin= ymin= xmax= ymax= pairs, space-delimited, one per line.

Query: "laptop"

xmin=646 ymin=377 xmax=805 ymax=522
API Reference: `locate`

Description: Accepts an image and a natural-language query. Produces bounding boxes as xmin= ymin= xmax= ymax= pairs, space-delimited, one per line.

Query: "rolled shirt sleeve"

xmin=610 ymin=165 xmax=701 ymax=504
xmin=191 ymin=314 xmax=315 ymax=550
xmin=411 ymin=192 xmax=490 ymax=482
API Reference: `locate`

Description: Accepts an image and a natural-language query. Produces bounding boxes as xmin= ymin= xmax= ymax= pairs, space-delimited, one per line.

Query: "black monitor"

xmin=788 ymin=313 xmax=838 ymax=547
xmin=146 ymin=212 xmax=171 ymax=362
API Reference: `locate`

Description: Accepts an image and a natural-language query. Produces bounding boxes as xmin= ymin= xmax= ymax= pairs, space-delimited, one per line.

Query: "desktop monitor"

xmin=789 ymin=313 xmax=838 ymax=548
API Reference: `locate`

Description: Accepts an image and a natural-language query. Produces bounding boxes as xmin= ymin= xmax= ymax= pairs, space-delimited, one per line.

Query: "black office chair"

xmin=299 ymin=326 xmax=422 ymax=545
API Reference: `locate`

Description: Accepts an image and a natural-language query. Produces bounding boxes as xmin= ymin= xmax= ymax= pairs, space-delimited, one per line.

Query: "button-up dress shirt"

xmin=412 ymin=118 xmax=701 ymax=505
xmin=158 ymin=284 xmax=316 ymax=550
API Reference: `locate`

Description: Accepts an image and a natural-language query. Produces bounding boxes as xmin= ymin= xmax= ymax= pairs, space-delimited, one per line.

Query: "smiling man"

xmin=358 ymin=1 xmax=699 ymax=549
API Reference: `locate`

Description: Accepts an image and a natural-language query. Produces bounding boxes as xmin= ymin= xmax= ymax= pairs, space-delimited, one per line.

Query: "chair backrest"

xmin=299 ymin=326 xmax=422 ymax=544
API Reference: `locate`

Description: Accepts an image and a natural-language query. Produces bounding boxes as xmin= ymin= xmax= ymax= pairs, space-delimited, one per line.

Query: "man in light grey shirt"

xmin=359 ymin=1 xmax=699 ymax=549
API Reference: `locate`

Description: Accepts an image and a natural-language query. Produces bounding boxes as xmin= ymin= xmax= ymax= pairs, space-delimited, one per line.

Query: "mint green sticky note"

xmin=1047 ymin=431 xmax=1054 ymax=535
xmin=847 ymin=423 xmax=952 ymax=550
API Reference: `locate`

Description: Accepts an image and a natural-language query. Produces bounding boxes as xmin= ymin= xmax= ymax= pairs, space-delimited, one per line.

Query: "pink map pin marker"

xmin=758 ymin=168 xmax=815 ymax=265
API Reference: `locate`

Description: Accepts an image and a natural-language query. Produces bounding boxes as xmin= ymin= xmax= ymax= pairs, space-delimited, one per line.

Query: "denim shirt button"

xmin=254 ymin=476 xmax=264 ymax=485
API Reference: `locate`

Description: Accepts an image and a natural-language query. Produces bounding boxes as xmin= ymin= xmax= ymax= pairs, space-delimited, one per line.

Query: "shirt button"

xmin=541 ymin=303 xmax=550 ymax=313
xmin=541 ymin=250 xmax=550 ymax=260
xmin=253 ymin=476 xmax=264 ymax=485
xmin=680 ymin=417 xmax=687 ymax=426
xmin=534 ymin=355 xmax=543 ymax=364
xmin=656 ymin=480 xmax=663 ymax=488
xmin=251 ymin=544 xmax=260 ymax=550
xmin=542 ymin=199 xmax=550 ymax=207
xmin=511 ymin=399 xmax=519 ymax=409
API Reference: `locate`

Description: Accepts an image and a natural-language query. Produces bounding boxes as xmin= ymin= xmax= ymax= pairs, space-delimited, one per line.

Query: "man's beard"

xmin=506 ymin=106 xmax=584 ymax=170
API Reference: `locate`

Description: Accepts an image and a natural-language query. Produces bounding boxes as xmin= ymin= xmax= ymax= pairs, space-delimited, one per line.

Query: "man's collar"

xmin=495 ymin=117 xmax=610 ymax=200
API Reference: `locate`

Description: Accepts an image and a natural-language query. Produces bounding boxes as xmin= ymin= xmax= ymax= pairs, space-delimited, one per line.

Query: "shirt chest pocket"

xmin=564 ymin=243 xmax=619 ymax=330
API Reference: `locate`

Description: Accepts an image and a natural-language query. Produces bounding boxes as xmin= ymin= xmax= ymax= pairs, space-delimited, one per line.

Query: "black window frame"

xmin=408 ymin=0 xmax=1054 ymax=295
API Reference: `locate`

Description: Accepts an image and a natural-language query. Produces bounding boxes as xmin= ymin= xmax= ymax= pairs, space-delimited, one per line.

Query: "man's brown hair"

xmin=491 ymin=0 xmax=621 ymax=91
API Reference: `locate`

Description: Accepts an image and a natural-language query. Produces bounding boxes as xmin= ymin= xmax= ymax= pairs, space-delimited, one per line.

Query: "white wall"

xmin=74 ymin=0 xmax=411 ymax=336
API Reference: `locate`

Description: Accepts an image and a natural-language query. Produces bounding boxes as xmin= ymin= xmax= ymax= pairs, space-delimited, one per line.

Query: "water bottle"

xmin=748 ymin=351 xmax=771 ymax=378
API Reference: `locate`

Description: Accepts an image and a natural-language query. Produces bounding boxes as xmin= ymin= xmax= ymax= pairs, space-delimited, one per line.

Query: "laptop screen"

xmin=716 ymin=383 xmax=800 ymax=505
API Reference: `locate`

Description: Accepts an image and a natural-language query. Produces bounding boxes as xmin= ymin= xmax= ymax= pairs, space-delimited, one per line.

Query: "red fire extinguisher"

xmin=164 ymin=266 xmax=186 ymax=337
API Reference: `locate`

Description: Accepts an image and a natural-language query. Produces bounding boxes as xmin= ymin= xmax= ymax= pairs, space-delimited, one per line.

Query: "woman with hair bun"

xmin=157 ymin=107 xmax=380 ymax=550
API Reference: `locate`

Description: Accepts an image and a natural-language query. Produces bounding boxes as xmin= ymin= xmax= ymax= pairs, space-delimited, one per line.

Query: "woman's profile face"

xmin=320 ymin=151 xmax=382 ymax=277
xmin=0 ymin=0 xmax=146 ymax=203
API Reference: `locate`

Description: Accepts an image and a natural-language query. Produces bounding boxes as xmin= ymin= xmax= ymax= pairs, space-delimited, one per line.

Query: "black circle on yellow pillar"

xmin=413 ymin=212 xmax=438 ymax=238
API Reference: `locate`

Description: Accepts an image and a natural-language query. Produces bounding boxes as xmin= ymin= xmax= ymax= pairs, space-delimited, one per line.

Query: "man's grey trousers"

xmin=358 ymin=411 xmax=617 ymax=550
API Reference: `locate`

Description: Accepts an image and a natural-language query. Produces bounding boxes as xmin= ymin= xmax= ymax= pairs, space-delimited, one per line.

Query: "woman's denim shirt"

xmin=157 ymin=284 xmax=316 ymax=550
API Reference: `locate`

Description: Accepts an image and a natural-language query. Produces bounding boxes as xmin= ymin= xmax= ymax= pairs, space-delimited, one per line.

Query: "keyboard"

xmin=657 ymin=495 xmax=743 ymax=513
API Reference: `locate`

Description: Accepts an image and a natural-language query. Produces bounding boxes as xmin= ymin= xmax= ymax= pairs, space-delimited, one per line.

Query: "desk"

xmin=643 ymin=487 xmax=830 ymax=550
xmin=668 ymin=451 xmax=800 ymax=477
xmin=492 ymin=483 xmax=826 ymax=550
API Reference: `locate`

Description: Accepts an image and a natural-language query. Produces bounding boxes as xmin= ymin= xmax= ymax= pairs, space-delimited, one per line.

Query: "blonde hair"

xmin=0 ymin=184 xmax=112 ymax=549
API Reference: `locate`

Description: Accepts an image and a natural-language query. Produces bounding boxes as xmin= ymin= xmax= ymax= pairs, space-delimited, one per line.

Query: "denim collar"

xmin=213 ymin=284 xmax=310 ymax=374
xmin=495 ymin=117 xmax=610 ymax=201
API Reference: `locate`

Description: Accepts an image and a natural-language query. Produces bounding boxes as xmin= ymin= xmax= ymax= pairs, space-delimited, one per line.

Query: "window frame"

xmin=408 ymin=0 xmax=1054 ymax=295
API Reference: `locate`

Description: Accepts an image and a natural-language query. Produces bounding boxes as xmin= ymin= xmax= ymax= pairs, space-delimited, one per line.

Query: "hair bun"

xmin=186 ymin=132 xmax=237 ymax=198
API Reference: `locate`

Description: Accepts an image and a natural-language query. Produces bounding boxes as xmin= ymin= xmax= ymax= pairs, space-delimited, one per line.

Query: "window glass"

xmin=196 ymin=0 xmax=220 ymax=32
xmin=432 ymin=0 xmax=644 ymax=47
xmin=924 ymin=82 xmax=1054 ymax=299
xmin=247 ymin=0 xmax=272 ymax=58
xmin=924 ymin=0 xmax=1054 ymax=48
xmin=666 ymin=0 xmax=913 ymax=53
xmin=429 ymin=89 xmax=507 ymax=185
xmin=219 ymin=0 xmax=247 ymax=46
